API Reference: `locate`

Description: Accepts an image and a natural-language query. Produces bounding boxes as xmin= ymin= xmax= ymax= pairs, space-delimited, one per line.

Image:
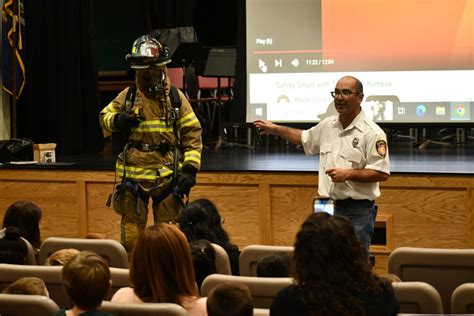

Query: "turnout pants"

xmin=112 ymin=180 xmax=183 ymax=252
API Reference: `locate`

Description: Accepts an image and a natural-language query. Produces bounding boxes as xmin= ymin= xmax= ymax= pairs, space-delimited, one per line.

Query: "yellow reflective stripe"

xmin=103 ymin=103 xmax=120 ymax=113
xmin=101 ymin=104 xmax=120 ymax=131
xmin=158 ymin=166 xmax=173 ymax=178
xmin=103 ymin=112 xmax=115 ymax=131
xmin=131 ymin=120 xmax=173 ymax=133
xmin=116 ymin=163 xmax=159 ymax=180
xmin=179 ymin=112 xmax=199 ymax=128
xmin=184 ymin=150 xmax=201 ymax=164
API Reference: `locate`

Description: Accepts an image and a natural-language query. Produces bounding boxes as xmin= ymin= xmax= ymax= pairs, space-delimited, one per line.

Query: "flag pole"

xmin=10 ymin=0 xmax=18 ymax=138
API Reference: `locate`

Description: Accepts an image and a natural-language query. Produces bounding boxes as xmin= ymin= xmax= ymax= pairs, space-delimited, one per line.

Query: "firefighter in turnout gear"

xmin=99 ymin=35 xmax=202 ymax=251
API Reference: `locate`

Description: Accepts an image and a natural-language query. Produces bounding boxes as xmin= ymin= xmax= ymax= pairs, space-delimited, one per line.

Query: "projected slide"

xmin=246 ymin=0 xmax=474 ymax=123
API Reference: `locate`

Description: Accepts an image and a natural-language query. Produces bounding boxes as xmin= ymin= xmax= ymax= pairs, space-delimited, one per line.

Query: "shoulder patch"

xmin=376 ymin=140 xmax=387 ymax=158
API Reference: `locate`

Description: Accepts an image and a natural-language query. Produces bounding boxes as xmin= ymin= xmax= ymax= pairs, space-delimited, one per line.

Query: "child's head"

xmin=2 ymin=200 xmax=42 ymax=249
xmin=256 ymin=253 xmax=291 ymax=277
xmin=62 ymin=250 xmax=111 ymax=310
xmin=3 ymin=277 xmax=49 ymax=296
xmin=190 ymin=239 xmax=217 ymax=289
xmin=45 ymin=248 xmax=80 ymax=266
xmin=206 ymin=282 xmax=253 ymax=316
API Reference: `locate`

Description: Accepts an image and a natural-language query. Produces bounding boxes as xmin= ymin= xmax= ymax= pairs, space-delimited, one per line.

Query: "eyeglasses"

xmin=330 ymin=89 xmax=360 ymax=98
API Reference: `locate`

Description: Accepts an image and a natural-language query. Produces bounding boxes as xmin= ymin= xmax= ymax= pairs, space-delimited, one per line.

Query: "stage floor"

xmin=46 ymin=140 xmax=474 ymax=175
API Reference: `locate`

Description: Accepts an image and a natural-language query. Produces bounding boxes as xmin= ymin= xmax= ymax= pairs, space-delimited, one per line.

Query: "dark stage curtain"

xmin=17 ymin=0 xmax=103 ymax=154
xmin=144 ymin=0 xmax=196 ymax=30
xmin=233 ymin=0 xmax=246 ymax=122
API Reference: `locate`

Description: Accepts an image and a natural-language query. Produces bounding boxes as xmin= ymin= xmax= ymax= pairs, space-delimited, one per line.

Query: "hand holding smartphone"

xmin=313 ymin=198 xmax=334 ymax=215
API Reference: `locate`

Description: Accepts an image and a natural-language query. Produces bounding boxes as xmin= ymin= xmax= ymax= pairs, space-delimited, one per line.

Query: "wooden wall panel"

xmin=0 ymin=180 xmax=79 ymax=238
xmin=86 ymin=183 xmax=121 ymax=240
xmin=1 ymin=169 xmax=473 ymax=275
xmin=270 ymin=185 xmax=316 ymax=246
xmin=192 ymin=184 xmax=261 ymax=247
xmin=378 ymin=188 xmax=469 ymax=248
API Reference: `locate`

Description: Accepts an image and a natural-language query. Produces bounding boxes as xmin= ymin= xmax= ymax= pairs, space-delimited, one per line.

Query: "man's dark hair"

xmin=207 ymin=282 xmax=253 ymax=316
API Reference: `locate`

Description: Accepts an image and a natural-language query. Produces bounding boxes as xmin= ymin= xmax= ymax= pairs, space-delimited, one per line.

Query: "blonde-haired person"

xmin=3 ymin=276 xmax=49 ymax=297
xmin=57 ymin=251 xmax=112 ymax=316
xmin=44 ymin=248 xmax=80 ymax=266
xmin=112 ymin=223 xmax=206 ymax=315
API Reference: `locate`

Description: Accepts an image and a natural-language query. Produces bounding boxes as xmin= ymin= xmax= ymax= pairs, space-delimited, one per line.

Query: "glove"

xmin=175 ymin=164 xmax=197 ymax=196
xmin=114 ymin=111 xmax=142 ymax=131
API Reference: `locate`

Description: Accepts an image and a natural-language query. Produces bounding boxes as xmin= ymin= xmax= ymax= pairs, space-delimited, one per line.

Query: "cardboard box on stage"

xmin=33 ymin=143 xmax=56 ymax=163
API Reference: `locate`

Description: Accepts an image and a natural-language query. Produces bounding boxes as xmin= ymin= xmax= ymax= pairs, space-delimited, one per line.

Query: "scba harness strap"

xmin=106 ymin=84 xmax=184 ymax=209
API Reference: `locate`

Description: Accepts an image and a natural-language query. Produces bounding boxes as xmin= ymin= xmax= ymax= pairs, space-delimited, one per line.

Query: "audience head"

xmin=291 ymin=212 xmax=385 ymax=314
xmin=84 ymin=233 xmax=107 ymax=239
xmin=44 ymin=248 xmax=80 ymax=266
xmin=3 ymin=277 xmax=49 ymax=296
xmin=130 ymin=223 xmax=198 ymax=304
xmin=62 ymin=250 xmax=111 ymax=310
xmin=379 ymin=273 xmax=402 ymax=283
xmin=178 ymin=199 xmax=238 ymax=252
xmin=0 ymin=226 xmax=28 ymax=264
xmin=190 ymin=239 xmax=217 ymax=289
xmin=207 ymin=282 xmax=253 ymax=316
xmin=256 ymin=253 xmax=291 ymax=277
xmin=2 ymin=201 xmax=42 ymax=249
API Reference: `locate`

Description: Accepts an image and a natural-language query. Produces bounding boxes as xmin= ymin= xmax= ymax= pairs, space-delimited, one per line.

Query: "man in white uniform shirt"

xmin=254 ymin=76 xmax=390 ymax=253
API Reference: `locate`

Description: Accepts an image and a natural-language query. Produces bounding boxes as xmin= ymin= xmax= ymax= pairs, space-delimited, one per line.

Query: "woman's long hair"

xmin=178 ymin=199 xmax=239 ymax=254
xmin=292 ymin=212 xmax=386 ymax=316
xmin=130 ymin=223 xmax=198 ymax=304
xmin=3 ymin=201 xmax=42 ymax=249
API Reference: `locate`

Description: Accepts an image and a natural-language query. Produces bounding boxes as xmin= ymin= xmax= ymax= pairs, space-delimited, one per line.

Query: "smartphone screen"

xmin=313 ymin=198 xmax=334 ymax=215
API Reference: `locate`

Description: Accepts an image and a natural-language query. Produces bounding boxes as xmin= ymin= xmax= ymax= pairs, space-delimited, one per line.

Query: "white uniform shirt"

xmin=301 ymin=110 xmax=390 ymax=201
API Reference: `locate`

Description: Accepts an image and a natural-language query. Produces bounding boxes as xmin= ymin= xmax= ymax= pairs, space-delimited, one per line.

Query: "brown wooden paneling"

xmin=270 ymin=185 xmax=316 ymax=246
xmin=86 ymin=183 xmax=121 ymax=240
xmin=192 ymin=184 xmax=261 ymax=247
xmin=1 ymin=168 xmax=473 ymax=275
xmin=378 ymin=188 xmax=469 ymax=248
xmin=0 ymin=180 xmax=79 ymax=238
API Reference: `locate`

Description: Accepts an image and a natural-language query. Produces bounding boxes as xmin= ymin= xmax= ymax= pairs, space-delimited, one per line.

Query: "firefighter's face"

xmin=136 ymin=65 xmax=168 ymax=100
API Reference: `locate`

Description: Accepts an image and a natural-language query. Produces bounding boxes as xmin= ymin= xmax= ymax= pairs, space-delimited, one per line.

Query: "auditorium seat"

xmin=39 ymin=237 xmax=129 ymax=268
xmin=0 ymin=264 xmax=70 ymax=308
xmin=99 ymin=301 xmax=188 ymax=315
xmin=451 ymin=283 xmax=474 ymax=314
xmin=210 ymin=243 xmax=232 ymax=275
xmin=253 ymin=308 xmax=270 ymax=316
xmin=20 ymin=237 xmax=37 ymax=265
xmin=0 ymin=263 xmax=129 ymax=308
xmin=108 ymin=267 xmax=130 ymax=300
xmin=392 ymin=281 xmax=443 ymax=314
xmin=239 ymin=244 xmax=293 ymax=277
xmin=388 ymin=246 xmax=474 ymax=313
xmin=0 ymin=293 xmax=59 ymax=316
xmin=201 ymin=274 xmax=293 ymax=309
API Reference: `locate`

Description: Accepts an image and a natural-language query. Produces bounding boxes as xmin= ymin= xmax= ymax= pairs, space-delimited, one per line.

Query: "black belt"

xmin=131 ymin=142 xmax=171 ymax=154
xmin=334 ymin=198 xmax=374 ymax=207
